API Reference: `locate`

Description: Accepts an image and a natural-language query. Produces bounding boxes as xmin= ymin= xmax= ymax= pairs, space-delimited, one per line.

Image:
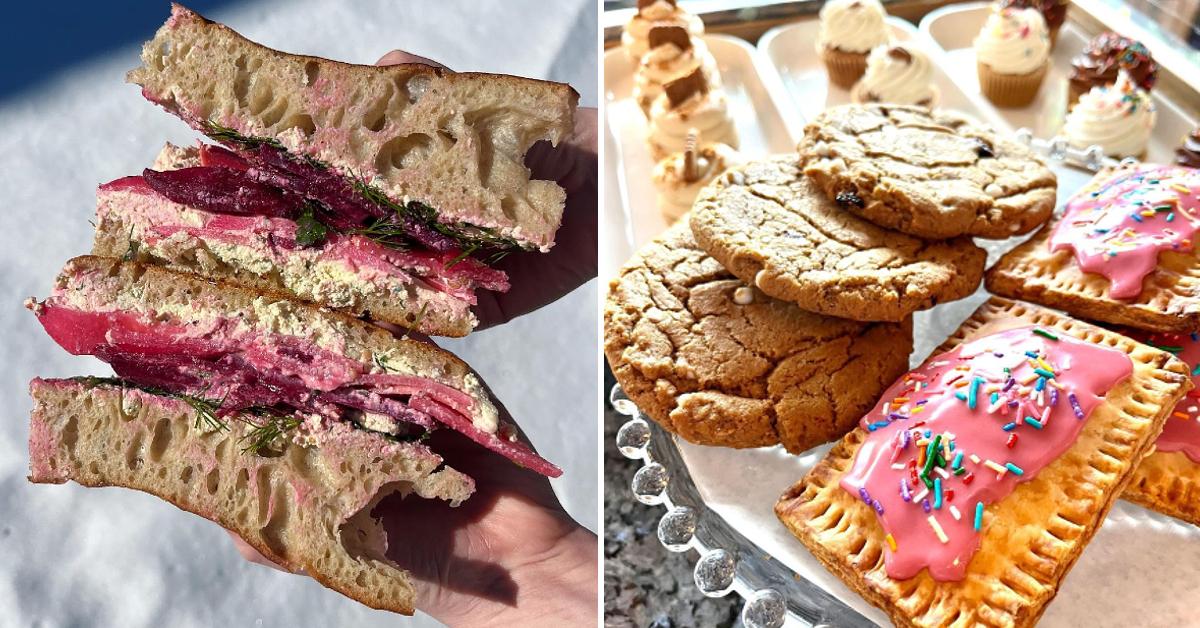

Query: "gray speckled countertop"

xmin=603 ymin=370 xmax=739 ymax=628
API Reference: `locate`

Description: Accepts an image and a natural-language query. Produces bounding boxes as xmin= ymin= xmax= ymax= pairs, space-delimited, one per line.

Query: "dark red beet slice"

xmin=409 ymin=394 xmax=562 ymax=477
xmin=99 ymin=175 xmax=154 ymax=194
xmin=198 ymin=144 xmax=251 ymax=170
xmin=143 ymin=167 xmax=296 ymax=219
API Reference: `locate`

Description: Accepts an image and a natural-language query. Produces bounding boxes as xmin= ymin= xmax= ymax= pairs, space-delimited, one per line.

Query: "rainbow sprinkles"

xmin=841 ymin=326 xmax=1133 ymax=581
xmin=1048 ymin=165 xmax=1200 ymax=300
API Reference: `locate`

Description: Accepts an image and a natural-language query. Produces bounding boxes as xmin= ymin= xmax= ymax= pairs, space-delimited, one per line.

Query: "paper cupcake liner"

xmin=822 ymin=47 xmax=869 ymax=90
xmin=977 ymin=62 xmax=1047 ymax=108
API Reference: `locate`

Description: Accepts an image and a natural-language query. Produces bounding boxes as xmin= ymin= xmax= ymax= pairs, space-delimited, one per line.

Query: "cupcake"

xmin=647 ymin=68 xmax=739 ymax=161
xmin=850 ymin=44 xmax=939 ymax=107
xmin=1063 ymin=71 xmax=1156 ymax=159
xmin=621 ymin=0 xmax=704 ymax=65
xmin=816 ymin=0 xmax=891 ymax=89
xmin=999 ymin=0 xmax=1067 ymax=45
xmin=653 ymin=130 xmax=742 ymax=223
xmin=974 ymin=7 xmax=1051 ymax=108
xmin=1175 ymin=128 xmax=1200 ymax=168
xmin=633 ymin=24 xmax=721 ymax=115
xmin=1068 ymin=32 xmax=1157 ymax=107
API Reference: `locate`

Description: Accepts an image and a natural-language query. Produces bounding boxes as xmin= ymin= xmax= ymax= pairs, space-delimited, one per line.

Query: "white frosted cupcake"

xmin=647 ymin=69 xmax=739 ymax=161
xmin=850 ymin=44 xmax=939 ymax=107
xmin=653 ymin=132 xmax=742 ymax=223
xmin=1063 ymin=71 xmax=1156 ymax=158
xmin=622 ymin=0 xmax=704 ymax=65
xmin=974 ymin=7 xmax=1050 ymax=107
xmin=817 ymin=0 xmax=891 ymax=89
xmin=633 ymin=24 xmax=721 ymax=115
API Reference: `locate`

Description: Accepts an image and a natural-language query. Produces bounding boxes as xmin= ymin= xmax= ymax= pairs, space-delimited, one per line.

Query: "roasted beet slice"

xmin=198 ymin=144 xmax=251 ymax=170
xmin=143 ymin=166 xmax=297 ymax=219
xmin=409 ymin=394 xmax=562 ymax=477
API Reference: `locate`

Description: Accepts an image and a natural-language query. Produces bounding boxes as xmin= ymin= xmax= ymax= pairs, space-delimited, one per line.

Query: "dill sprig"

xmin=351 ymin=177 xmax=527 ymax=253
xmin=237 ymin=410 xmax=302 ymax=455
xmin=202 ymin=119 xmax=527 ymax=258
xmin=71 ymin=377 xmax=228 ymax=432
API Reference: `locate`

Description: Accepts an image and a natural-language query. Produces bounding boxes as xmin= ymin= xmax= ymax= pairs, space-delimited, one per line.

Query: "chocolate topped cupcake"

xmin=999 ymin=0 xmax=1067 ymax=44
xmin=1068 ymin=32 xmax=1157 ymax=106
xmin=1177 ymin=129 xmax=1200 ymax=169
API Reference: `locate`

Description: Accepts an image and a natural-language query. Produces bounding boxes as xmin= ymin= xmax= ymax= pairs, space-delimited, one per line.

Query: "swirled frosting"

xmin=851 ymin=44 xmax=939 ymax=107
xmin=653 ymin=142 xmax=742 ymax=221
xmin=817 ymin=0 xmax=890 ymax=54
xmin=648 ymin=90 xmax=738 ymax=158
xmin=973 ymin=7 xmax=1050 ymax=75
xmin=1063 ymin=72 xmax=1156 ymax=157
xmin=1069 ymin=32 xmax=1157 ymax=97
xmin=999 ymin=0 xmax=1068 ymax=32
xmin=621 ymin=1 xmax=705 ymax=62
xmin=634 ymin=39 xmax=720 ymax=112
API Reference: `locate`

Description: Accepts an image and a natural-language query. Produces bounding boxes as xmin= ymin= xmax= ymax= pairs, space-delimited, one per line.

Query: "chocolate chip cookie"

xmin=689 ymin=155 xmax=986 ymax=322
xmin=604 ymin=220 xmax=913 ymax=453
xmin=799 ymin=104 xmax=1057 ymax=239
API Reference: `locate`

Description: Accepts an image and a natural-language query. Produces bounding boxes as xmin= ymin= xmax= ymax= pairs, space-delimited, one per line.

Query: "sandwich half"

xmin=26 ymin=255 xmax=561 ymax=612
xmin=94 ymin=142 xmax=507 ymax=337
xmin=121 ymin=3 xmax=579 ymax=335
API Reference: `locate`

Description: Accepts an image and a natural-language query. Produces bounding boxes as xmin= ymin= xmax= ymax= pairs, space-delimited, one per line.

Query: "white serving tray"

xmin=919 ymin=1 xmax=1197 ymax=162
xmin=602 ymin=34 xmax=802 ymax=280
xmin=758 ymin=16 xmax=1009 ymax=132
xmin=606 ymin=14 xmax=1200 ymax=628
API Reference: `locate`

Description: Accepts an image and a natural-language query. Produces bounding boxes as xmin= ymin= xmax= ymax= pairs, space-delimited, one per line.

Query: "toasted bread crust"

xmin=128 ymin=4 xmax=578 ymax=249
xmin=29 ymin=378 xmax=475 ymax=615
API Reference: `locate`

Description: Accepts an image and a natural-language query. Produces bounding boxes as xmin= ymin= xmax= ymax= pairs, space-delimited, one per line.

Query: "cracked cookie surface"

xmin=604 ymin=220 xmax=913 ymax=453
xmin=799 ymin=104 xmax=1057 ymax=239
xmin=689 ymin=155 xmax=986 ymax=322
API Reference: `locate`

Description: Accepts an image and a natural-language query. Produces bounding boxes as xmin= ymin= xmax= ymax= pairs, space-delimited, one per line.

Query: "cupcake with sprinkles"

xmin=999 ymin=0 xmax=1068 ymax=46
xmin=1063 ymin=70 xmax=1156 ymax=159
xmin=1176 ymin=128 xmax=1200 ymax=169
xmin=1068 ymin=32 xmax=1157 ymax=107
xmin=973 ymin=6 xmax=1051 ymax=108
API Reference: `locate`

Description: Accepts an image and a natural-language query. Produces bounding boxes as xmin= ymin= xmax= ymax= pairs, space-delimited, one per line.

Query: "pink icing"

xmin=1129 ymin=331 xmax=1200 ymax=463
xmin=840 ymin=326 xmax=1132 ymax=581
xmin=1049 ymin=165 xmax=1200 ymax=299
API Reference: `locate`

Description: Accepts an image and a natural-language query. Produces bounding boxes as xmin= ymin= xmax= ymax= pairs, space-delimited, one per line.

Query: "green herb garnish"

xmin=238 ymin=410 xmax=302 ymax=454
xmin=294 ymin=203 xmax=329 ymax=247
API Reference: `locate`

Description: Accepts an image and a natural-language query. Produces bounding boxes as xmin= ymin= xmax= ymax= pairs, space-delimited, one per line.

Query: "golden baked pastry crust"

xmin=775 ymin=297 xmax=1192 ymax=628
xmin=985 ymin=166 xmax=1200 ymax=334
xmin=1124 ymin=450 xmax=1200 ymax=527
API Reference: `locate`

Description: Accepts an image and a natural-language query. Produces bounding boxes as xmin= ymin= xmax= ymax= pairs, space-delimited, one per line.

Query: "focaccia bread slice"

xmin=986 ymin=165 xmax=1200 ymax=334
xmin=29 ymin=378 xmax=474 ymax=615
xmin=775 ymin=297 xmax=1191 ymax=628
xmin=129 ymin=3 xmax=578 ymax=251
xmin=1124 ymin=451 xmax=1200 ymax=527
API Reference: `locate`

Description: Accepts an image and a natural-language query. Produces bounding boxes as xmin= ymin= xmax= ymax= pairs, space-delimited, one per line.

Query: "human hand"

xmin=376 ymin=50 xmax=599 ymax=330
xmin=230 ymin=394 xmax=597 ymax=626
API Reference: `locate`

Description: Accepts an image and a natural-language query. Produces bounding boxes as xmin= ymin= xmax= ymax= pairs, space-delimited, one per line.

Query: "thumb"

xmin=376 ymin=50 xmax=450 ymax=71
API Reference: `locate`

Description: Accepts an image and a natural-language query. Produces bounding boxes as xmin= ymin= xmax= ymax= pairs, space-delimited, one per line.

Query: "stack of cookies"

xmin=608 ymin=103 xmax=1200 ymax=625
xmin=605 ymin=103 xmax=1057 ymax=455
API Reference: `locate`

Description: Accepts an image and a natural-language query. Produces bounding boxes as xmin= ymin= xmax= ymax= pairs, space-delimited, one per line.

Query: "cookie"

xmin=1121 ymin=329 xmax=1200 ymax=527
xmin=776 ymin=297 xmax=1191 ymax=628
xmin=986 ymin=164 xmax=1200 ymax=333
xmin=689 ymin=155 xmax=986 ymax=322
xmin=798 ymin=104 xmax=1057 ymax=239
xmin=604 ymin=220 xmax=913 ymax=453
